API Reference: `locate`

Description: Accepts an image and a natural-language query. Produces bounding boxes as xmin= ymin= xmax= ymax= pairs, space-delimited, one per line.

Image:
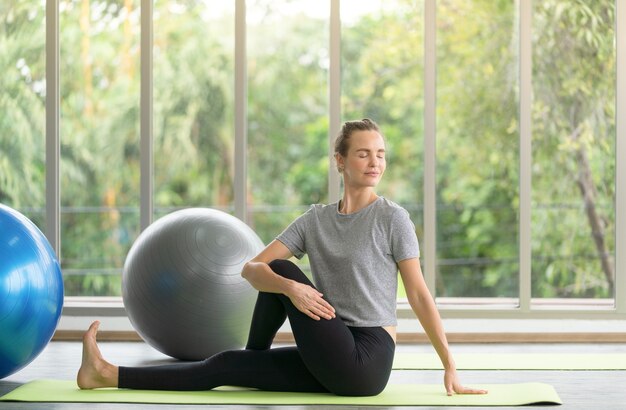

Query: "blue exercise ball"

xmin=0 ymin=204 xmax=64 ymax=379
xmin=122 ymin=208 xmax=264 ymax=361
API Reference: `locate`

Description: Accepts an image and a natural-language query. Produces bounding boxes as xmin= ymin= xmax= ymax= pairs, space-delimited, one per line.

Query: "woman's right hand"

xmin=287 ymin=282 xmax=336 ymax=321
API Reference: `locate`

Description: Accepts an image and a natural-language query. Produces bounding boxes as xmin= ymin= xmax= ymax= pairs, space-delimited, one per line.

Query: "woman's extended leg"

xmin=77 ymin=259 xmax=333 ymax=392
xmin=77 ymin=320 xmax=326 ymax=391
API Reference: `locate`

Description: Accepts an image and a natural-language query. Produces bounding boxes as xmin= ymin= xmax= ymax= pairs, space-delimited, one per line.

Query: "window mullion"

xmin=45 ymin=0 xmax=60 ymax=255
xmin=235 ymin=0 xmax=247 ymax=222
xmin=519 ymin=0 xmax=532 ymax=312
xmin=140 ymin=0 xmax=153 ymax=231
xmin=424 ymin=0 xmax=436 ymax=295
xmin=329 ymin=0 xmax=341 ymax=204
xmin=616 ymin=0 xmax=626 ymax=313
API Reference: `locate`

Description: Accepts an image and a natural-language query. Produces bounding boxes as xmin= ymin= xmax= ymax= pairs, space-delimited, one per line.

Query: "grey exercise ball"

xmin=122 ymin=208 xmax=264 ymax=360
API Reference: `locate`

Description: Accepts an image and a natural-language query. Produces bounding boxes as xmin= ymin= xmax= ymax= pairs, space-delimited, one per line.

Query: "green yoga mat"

xmin=392 ymin=353 xmax=626 ymax=370
xmin=0 ymin=380 xmax=561 ymax=406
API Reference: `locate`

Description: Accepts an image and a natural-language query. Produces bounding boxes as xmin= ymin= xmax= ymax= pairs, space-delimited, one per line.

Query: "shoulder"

xmin=375 ymin=198 xmax=416 ymax=236
xmin=308 ymin=202 xmax=338 ymax=216
xmin=297 ymin=202 xmax=337 ymax=222
xmin=376 ymin=197 xmax=411 ymax=220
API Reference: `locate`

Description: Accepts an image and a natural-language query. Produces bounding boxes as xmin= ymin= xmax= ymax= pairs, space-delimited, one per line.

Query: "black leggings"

xmin=119 ymin=259 xmax=395 ymax=396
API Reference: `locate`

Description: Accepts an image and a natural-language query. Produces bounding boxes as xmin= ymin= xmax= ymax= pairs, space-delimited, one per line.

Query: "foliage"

xmin=0 ymin=0 xmax=46 ymax=217
xmin=435 ymin=0 xmax=520 ymax=297
xmin=531 ymin=0 xmax=615 ymax=297
xmin=0 ymin=0 xmax=617 ymax=299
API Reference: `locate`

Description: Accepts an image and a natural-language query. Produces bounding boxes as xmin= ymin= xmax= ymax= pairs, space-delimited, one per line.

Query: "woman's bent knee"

xmin=268 ymin=259 xmax=313 ymax=286
xmin=268 ymin=259 xmax=297 ymax=273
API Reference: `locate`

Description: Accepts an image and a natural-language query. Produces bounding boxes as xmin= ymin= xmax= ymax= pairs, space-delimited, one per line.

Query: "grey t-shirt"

xmin=276 ymin=196 xmax=420 ymax=327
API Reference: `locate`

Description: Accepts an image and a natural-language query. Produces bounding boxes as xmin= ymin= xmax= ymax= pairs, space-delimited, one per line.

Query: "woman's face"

xmin=337 ymin=130 xmax=386 ymax=189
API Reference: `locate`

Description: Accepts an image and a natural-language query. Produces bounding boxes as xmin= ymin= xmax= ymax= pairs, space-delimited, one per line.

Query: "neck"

xmin=338 ymin=188 xmax=378 ymax=214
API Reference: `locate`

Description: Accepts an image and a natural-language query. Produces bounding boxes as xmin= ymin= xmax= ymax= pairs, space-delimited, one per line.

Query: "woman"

xmin=77 ymin=118 xmax=487 ymax=397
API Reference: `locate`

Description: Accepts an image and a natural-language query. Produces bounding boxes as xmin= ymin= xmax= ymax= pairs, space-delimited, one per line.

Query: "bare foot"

xmin=77 ymin=321 xmax=119 ymax=389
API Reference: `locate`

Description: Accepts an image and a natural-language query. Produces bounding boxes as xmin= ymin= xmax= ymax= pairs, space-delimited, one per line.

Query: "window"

xmin=8 ymin=0 xmax=623 ymax=317
xmin=246 ymin=0 xmax=329 ymax=245
xmin=531 ymin=0 xmax=615 ymax=303
xmin=1 ymin=0 xmax=46 ymax=227
xmin=60 ymin=0 xmax=140 ymax=296
xmin=153 ymin=1 xmax=235 ymax=218
xmin=436 ymin=0 xmax=519 ymax=301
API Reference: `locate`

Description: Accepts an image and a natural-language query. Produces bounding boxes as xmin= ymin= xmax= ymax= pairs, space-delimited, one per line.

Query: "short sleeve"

xmin=275 ymin=207 xmax=312 ymax=259
xmin=389 ymin=208 xmax=420 ymax=262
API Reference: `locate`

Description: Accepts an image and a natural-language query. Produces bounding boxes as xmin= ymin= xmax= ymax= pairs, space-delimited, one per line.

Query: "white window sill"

xmin=59 ymin=296 xmax=626 ymax=337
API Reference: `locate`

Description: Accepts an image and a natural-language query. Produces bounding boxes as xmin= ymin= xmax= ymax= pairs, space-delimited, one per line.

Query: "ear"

xmin=335 ymin=153 xmax=345 ymax=172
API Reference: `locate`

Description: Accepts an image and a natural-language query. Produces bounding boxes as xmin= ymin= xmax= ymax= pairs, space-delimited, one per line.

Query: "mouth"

xmin=365 ymin=172 xmax=380 ymax=177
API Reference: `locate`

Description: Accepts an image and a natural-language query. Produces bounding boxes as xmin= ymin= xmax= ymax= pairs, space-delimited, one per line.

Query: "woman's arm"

xmin=398 ymin=257 xmax=487 ymax=396
xmin=241 ymin=239 xmax=296 ymax=294
xmin=398 ymin=258 xmax=454 ymax=369
xmin=242 ymin=240 xmax=335 ymax=321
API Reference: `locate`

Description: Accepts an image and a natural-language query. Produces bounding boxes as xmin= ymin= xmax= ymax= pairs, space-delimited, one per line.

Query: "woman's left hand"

xmin=444 ymin=368 xmax=488 ymax=396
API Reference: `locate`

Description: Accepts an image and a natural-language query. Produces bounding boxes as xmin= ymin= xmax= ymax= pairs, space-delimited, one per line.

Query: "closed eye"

xmin=356 ymin=149 xmax=386 ymax=158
